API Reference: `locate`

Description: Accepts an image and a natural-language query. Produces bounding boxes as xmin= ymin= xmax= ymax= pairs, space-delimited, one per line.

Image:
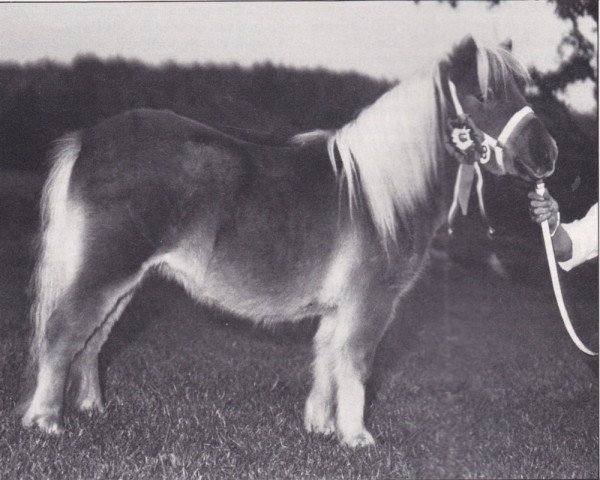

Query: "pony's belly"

xmin=151 ymin=248 xmax=334 ymax=323
xmin=202 ymin=268 xmax=333 ymax=322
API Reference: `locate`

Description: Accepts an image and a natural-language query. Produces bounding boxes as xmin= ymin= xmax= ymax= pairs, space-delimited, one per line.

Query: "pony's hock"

xmin=21 ymin=35 xmax=557 ymax=447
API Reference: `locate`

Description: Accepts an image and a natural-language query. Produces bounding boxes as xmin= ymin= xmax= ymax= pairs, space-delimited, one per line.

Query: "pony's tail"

xmin=18 ymin=132 xmax=83 ymax=411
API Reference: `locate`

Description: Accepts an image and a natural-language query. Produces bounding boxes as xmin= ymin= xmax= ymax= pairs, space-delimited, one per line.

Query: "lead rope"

xmin=536 ymin=181 xmax=597 ymax=356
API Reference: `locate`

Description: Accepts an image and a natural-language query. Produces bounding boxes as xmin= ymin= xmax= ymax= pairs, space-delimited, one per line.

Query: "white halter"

xmin=447 ymin=80 xmax=534 ymax=173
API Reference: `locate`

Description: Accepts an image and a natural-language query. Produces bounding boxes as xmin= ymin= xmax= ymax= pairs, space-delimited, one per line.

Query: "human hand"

xmin=527 ymin=189 xmax=560 ymax=232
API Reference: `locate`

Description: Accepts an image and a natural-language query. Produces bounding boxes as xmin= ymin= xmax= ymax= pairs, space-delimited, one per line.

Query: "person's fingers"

xmin=527 ymin=192 xmax=544 ymax=201
xmin=530 ymin=213 xmax=544 ymax=224
xmin=531 ymin=211 xmax=551 ymax=223
xmin=529 ymin=199 xmax=551 ymax=208
xmin=532 ymin=206 xmax=552 ymax=215
xmin=529 ymin=205 xmax=552 ymax=218
xmin=528 ymin=190 xmax=559 ymax=229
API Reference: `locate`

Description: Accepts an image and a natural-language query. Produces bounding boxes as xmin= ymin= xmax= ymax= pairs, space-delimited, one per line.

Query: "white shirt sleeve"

xmin=558 ymin=202 xmax=598 ymax=272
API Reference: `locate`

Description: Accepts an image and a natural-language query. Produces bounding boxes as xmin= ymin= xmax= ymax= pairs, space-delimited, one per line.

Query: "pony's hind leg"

xmin=69 ymin=288 xmax=137 ymax=414
xmin=70 ymin=351 xmax=103 ymax=413
xmin=23 ymin=279 xmax=143 ymax=433
xmin=23 ymin=261 xmax=147 ymax=434
xmin=22 ymin=288 xmax=110 ymax=433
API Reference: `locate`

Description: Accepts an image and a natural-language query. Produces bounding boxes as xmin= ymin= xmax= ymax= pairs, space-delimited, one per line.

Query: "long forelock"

xmin=328 ymin=63 xmax=445 ymax=247
xmin=477 ymin=42 xmax=531 ymax=100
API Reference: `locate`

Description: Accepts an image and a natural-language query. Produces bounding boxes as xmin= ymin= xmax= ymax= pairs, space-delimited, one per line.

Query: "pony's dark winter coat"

xmin=74 ymin=110 xmax=342 ymax=315
xmin=21 ymin=36 xmax=557 ymax=447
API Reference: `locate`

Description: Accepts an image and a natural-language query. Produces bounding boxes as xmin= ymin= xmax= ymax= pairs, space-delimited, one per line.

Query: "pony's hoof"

xmin=22 ymin=413 xmax=64 ymax=435
xmin=76 ymin=397 xmax=105 ymax=415
xmin=304 ymin=398 xmax=335 ymax=435
xmin=340 ymin=429 xmax=375 ymax=448
xmin=305 ymin=416 xmax=335 ymax=436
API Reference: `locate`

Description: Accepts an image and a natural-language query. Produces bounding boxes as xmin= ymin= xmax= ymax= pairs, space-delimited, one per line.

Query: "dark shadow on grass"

xmin=97 ymin=276 xmax=176 ymax=393
xmin=97 ymin=274 xmax=319 ymax=393
xmin=365 ymin=259 xmax=449 ymax=413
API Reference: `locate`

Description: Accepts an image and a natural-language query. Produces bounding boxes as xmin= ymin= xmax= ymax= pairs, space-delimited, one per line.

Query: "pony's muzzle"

xmin=527 ymin=132 xmax=557 ymax=179
xmin=511 ymin=117 xmax=557 ymax=180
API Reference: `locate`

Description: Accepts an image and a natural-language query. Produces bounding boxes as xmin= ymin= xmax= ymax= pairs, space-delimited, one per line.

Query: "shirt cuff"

xmin=558 ymin=204 xmax=598 ymax=271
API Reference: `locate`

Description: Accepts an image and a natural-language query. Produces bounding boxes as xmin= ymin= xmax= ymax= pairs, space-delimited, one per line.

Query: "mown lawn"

xmin=0 ymin=171 xmax=597 ymax=479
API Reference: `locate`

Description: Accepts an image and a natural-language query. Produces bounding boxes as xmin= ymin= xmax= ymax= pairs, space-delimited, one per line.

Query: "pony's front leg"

xmin=305 ymin=315 xmax=337 ymax=435
xmin=333 ymin=291 xmax=397 ymax=447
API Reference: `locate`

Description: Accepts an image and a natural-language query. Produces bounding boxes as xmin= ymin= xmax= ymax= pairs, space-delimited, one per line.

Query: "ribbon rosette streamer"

xmin=446 ymin=114 xmax=493 ymax=235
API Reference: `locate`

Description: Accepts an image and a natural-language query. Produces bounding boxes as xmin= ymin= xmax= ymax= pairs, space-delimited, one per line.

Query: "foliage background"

xmin=0 ymin=2 xmax=596 ymax=478
xmin=0 ymin=35 xmax=596 ymax=270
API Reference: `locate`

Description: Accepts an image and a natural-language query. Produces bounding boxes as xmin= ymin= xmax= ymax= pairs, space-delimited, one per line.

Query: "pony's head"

xmin=327 ymin=34 xmax=557 ymax=247
xmin=442 ymin=36 xmax=557 ymax=181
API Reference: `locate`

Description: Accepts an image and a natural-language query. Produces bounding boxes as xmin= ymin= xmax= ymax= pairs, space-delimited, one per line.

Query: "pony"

xmin=20 ymin=36 xmax=557 ymax=447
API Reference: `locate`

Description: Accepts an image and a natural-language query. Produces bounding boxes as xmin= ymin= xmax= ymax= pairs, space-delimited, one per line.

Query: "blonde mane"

xmin=326 ymin=38 xmax=530 ymax=246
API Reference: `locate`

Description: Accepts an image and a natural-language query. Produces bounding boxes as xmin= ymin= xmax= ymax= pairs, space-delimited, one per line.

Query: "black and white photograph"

xmin=0 ymin=1 xmax=598 ymax=478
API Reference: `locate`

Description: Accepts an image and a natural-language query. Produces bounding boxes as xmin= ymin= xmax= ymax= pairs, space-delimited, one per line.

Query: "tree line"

xmin=0 ymin=56 xmax=389 ymax=172
xmin=0 ymin=55 xmax=595 ymax=224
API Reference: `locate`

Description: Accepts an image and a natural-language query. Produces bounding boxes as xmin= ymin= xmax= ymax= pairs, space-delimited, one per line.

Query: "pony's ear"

xmin=448 ymin=36 xmax=480 ymax=89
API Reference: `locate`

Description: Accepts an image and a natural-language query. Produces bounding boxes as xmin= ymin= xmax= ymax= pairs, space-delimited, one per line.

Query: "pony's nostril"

xmin=527 ymin=132 xmax=557 ymax=175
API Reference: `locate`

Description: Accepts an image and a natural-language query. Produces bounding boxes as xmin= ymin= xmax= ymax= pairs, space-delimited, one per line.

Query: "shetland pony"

xmin=20 ymin=36 xmax=557 ymax=447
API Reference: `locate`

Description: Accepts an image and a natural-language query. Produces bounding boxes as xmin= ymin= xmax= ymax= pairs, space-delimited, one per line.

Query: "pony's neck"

xmin=329 ymin=66 xmax=446 ymax=246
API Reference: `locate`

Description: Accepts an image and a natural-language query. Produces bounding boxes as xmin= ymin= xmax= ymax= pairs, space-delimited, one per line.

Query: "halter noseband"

xmin=447 ymin=79 xmax=534 ymax=173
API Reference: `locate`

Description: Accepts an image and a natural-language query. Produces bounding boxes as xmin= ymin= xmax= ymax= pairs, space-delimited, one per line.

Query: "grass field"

xmin=0 ymin=170 xmax=597 ymax=479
